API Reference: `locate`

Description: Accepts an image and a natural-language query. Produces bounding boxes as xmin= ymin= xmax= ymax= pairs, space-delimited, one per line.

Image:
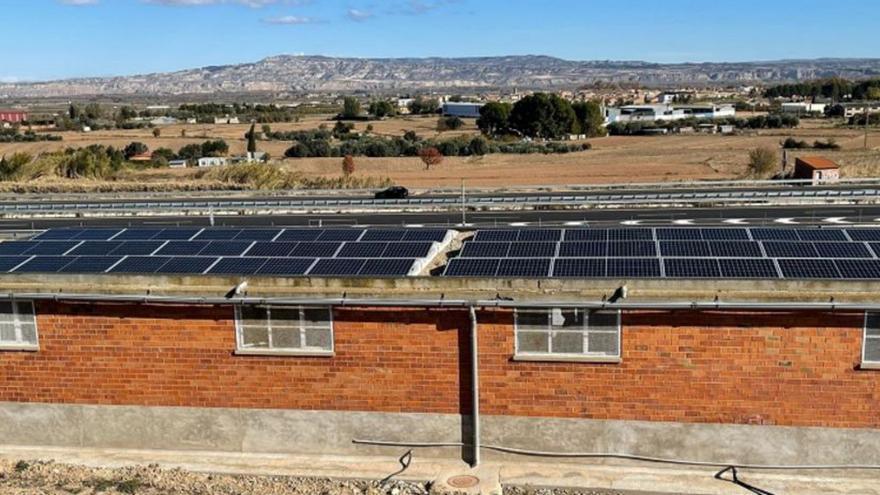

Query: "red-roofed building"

xmin=794 ymin=156 xmax=840 ymax=185
xmin=0 ymin=110 xmax=28 ymax=124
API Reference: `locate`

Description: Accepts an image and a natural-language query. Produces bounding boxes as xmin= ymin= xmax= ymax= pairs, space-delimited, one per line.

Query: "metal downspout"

xmin=469 ymin=304 xmax=480 ymax=467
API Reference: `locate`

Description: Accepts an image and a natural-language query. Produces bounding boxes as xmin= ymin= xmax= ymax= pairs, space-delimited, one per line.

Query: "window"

xmin=514 ymin=308 xmax=620 ymax=362
xmin=0 ymin=301 xmax=38 ymax=351
xmin=235 ymin=305 xmax=333 ymax=356
xmin=863 ymin=312 xmax=880 ymax=368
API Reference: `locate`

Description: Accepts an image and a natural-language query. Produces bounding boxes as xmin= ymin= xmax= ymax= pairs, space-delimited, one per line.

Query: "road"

xmin=1 ymin=204 xmax=878 ymax=230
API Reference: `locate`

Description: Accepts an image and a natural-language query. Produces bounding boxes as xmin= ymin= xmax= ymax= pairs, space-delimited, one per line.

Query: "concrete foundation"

xmin=2 ymin=402 xmax=879 ymax=468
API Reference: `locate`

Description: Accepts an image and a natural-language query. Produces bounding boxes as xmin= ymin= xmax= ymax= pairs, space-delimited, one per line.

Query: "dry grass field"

xmin=2 ymin=115 xmax=880 ymax=190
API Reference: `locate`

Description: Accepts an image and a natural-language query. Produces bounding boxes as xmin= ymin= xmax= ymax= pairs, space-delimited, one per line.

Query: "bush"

xmin=437 ymin=116 xmax=464 ymax=132
xmin=813 ymin=139 xmax=841 ymax=150
xmin=782 ymin=137 xmax=809 ymax=149
xmin=747 ymin=147 xmax=778 ymax=177
xmin=468 ymin=136 xmax=489 ymax=156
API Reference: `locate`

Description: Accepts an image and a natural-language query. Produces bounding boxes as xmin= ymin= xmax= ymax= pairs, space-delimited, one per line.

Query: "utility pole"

xmin=460 ymin=178 xmax=467 ymax=226
xmin=866 ymin=109 xmax=870 ymax=150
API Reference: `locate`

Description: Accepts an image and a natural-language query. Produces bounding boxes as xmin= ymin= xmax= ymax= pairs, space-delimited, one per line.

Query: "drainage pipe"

xmin=468 ymin=304 xmax=480 ymax=468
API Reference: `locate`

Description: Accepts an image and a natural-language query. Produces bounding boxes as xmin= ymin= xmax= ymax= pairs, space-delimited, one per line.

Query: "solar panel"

xmin=607 ymin=228 xmax=654 ymax=241
xmin=317 ymin=229 xmax=364 ymax=242
xmin=813 ymin=242 xmax=872 ymax=259
xmin=563 ymin=229 xmax=607 ymax=242
xmin=59 ymin=256 xmax=123 ymax=273
xmin=113 ymin=229 xmax=163 ymax=241
xmin=337 ymin=242 xmax=389 ymax=258
xmin=517 ymin=229 xmax=562 ymax=242
xmin=0 ymin=256 xmax=29 ymax=272
xmin=359 ymin=258 xmax=416 ymax=276
xmin=155 ymin=228 xmax=201 ymax=240
xmin=656 ymin=228 xmax=702 ymax=240
xmin=402 ymin=229 xmax=447 ymax=242
xmin=361 ymin=229 xmax=406 ymax=242
xmin=14 ymin=256 xmax=74 ymax=273
xmin=558 ymin=242 xmax=605 ymax=257
xmin=0 ymin=242 xmax=39 ymax=255
xmin=701 ymin=228 xmax=749 ymax=240
xmin=109 ymin=256 xmax=173 ymax=274
xmin=718 ymin=258 xmax=779 ymax=279
xmin=72 ymin=229 xmax=122 ymax=240
xmin=659 ymin=241 xmax=711 ymax=257
xmin=308 ymin=258 xmax=366 ymax=276
xmin=707 ymin=241 xmax=763 ymax=258
xmin=552 ymin=258 xmax=605 ymax=278
xmin=461 ymin=242 xmax=510 ymax=258
xmin=155 ymin=257 xmax=218 ymax=274
xmin=474 ymin=230 xmax=518 ymax=242
xmin=155 ymin=241 xmax=210 ymax=256
xmin=199 ymin=241 xmax=254 ymax=257
xmin=496 ymin=258 xmax=552 ymax=277
xmin=607 ymin=241 xmax=656 ymax=257
xmin=290 ymin=242 xmax=342 ymax=258
xmin=383 ymin=242 xmax=433 ymax=258
xmin=777 ymin=259 xmax=841 ymax=279
xmin=750 ymin=228 xmax=798 ymax=241
xmin=24 ymin=241 xmax=81 ymax=255
xmin=255 ymin=258 xmax=316 ymax=275
xmin=68 ymin=241 xmax=123 ymax=256
xmin=275 ymin=229 xmax=322 ymax=242
xmin=507 ymin=242 xmax=557 ymax=258
xmin=244 ymin=241 xmax=298 ymax=257
xmin=664 ymin=258 xmax=721 ymax=278
xmin=110 ymin=241 xmax=165 ymax=256
xmin=233 ymin=229 xmax=281 ymax=241
xmin=762 ymin=242 xmax=819 ymax=258
xmin=444 ymin=258 xmax=500 ymax=277
xmin=207 ymin=257 xmax=269 ymax=275
xmin=835 ymin=260 xmax=880 ymax=279
xmin=796 ymin=229 xmax=847 ymax=241
xmin=846 ymin=230 xmax=880 ymax=242
xmin=193 ymin=229 xmax=241 ymax=241
xmin=606 ymin=258 xmax=661 ymax=278
xmin=33 ymin=229 xmax=82 ymax=241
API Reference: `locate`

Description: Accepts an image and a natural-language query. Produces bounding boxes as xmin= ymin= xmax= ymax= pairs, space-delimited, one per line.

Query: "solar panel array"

xmin=444 ymin=227 xmax=880 ymax=280
xmin=1 ymin=228 xmax=450 ymax=277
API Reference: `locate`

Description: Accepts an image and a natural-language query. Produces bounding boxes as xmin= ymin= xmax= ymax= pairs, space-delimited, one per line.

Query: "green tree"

xmin=178 ymin=143 xmax=202 ymax=162
xmin=341 ymin=97 xmax=362 ymax=119
xmin=123 ymin=142 xmax=149 ymax=159
xmin=201 ymin=140 xmax=229 ymax=157
xmin=409 ymin=97 xmax=439 ymax=115
xmin=509 ymin=93 xmax=576 ymax=139
xmin=68 ymin=104 xmax=80 ymax=120
xmin=368 ymin=100 xmax=395 ymax=118
xmin=468 ymin=136 xmax=490 ymax=156
xmin=476 ymin=101 xmax=512 ymax=136
xmin=571 ymin=101 xmax=607 ymax=137
xmin=437 ymin=116 xmax=463 ymax=132
xmin=246 ymin=123 xmax=258 ymax=154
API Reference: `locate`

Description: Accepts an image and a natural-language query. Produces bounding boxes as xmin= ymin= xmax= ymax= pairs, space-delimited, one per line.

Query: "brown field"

xmin=2 ymin=115 xmax=880 ymax=190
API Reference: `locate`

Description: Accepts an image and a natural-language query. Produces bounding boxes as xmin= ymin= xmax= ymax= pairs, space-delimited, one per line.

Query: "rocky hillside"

xmin=3 ymin=55 xmax=880 ymax=97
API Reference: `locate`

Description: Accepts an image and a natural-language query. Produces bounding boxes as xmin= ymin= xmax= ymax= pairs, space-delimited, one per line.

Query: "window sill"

xmin=858 ymin=361 xmax=880 ymax=370
xmin=234 ymin=348 xmax=334 ymax=357
xmin=0 ymin=344 xmax=39 ymax=352
xmin=513 ymin=354 xmax=620 ymax=364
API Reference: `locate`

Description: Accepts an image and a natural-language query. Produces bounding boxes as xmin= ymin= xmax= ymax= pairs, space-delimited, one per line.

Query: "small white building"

xmin=841 ymin=103 xmax=880 ymax=119
xmin=441 ymin=102 xmax=484 ymax=118
xmin=168 ymin=160 xmax=188 ymax=168
xmin=781 ymin=102 xmax=827 ymax=115
xmin=214 ymin=116 xmax=240 ymax=125
xmin=150 ymin=116 xmax=179 ymax=126
xmin=197 ymin=157 xmax=228 ymax=168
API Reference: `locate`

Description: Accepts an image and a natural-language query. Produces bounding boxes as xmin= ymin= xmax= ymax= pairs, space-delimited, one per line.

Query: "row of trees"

xmin=606 ymin=114 xmax=799 ymax=136
xmin=764 ymin=77 xmax=880 ymax=101
xmin=476 ymin=94 xmax=606 ymax=139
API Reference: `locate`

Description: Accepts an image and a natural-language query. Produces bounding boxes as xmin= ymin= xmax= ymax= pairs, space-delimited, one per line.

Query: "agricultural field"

xmin=1 ymin=115 xmax=879 ymax=191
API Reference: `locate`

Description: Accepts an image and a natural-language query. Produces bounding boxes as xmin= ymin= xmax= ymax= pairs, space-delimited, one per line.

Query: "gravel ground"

xmin=0 ymin=459 xmax=638 ymax=495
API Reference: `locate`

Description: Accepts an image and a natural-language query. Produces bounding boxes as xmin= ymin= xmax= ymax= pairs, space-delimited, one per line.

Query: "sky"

xmin=2 ymin=0 xmax=879 ymax=82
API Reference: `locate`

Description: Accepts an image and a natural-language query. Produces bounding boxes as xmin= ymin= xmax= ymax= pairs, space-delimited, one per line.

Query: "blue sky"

xmin=3 ymin=0 xmax=879 ymax=81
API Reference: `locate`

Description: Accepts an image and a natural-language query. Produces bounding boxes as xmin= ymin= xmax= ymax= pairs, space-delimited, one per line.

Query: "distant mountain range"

xmin=3 ymin=55 xmax=880 ymax=98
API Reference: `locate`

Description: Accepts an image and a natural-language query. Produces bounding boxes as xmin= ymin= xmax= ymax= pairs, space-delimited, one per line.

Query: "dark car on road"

xmin=374 ymin=186 xmax=409 ymax=200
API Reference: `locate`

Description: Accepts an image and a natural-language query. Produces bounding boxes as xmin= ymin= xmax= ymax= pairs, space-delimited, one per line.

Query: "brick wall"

xmin=1 ymin=302 xmax=878 ymax=429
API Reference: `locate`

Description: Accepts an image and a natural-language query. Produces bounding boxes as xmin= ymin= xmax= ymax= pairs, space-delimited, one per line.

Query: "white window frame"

xmin=862 ymin=312 xmax=880 ymax=369
xmin=513 ymin=308 xmax=621 ymax=363
xmin=234 ymin=305 xmax=334 ymax=357
xmin=0 ymin=300 xmax=39 ymax=351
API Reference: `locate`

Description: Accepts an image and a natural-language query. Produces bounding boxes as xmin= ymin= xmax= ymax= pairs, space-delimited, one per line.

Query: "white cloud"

xmin=346 ymin=8 xmax=373 ymax=21
xmin=143 ymin=0 xmax=285 ymax=7
xmin=263 ymin=15 xmax=318 ymax=24
xmin=59 ymin=0 xmax=100 ymax=5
